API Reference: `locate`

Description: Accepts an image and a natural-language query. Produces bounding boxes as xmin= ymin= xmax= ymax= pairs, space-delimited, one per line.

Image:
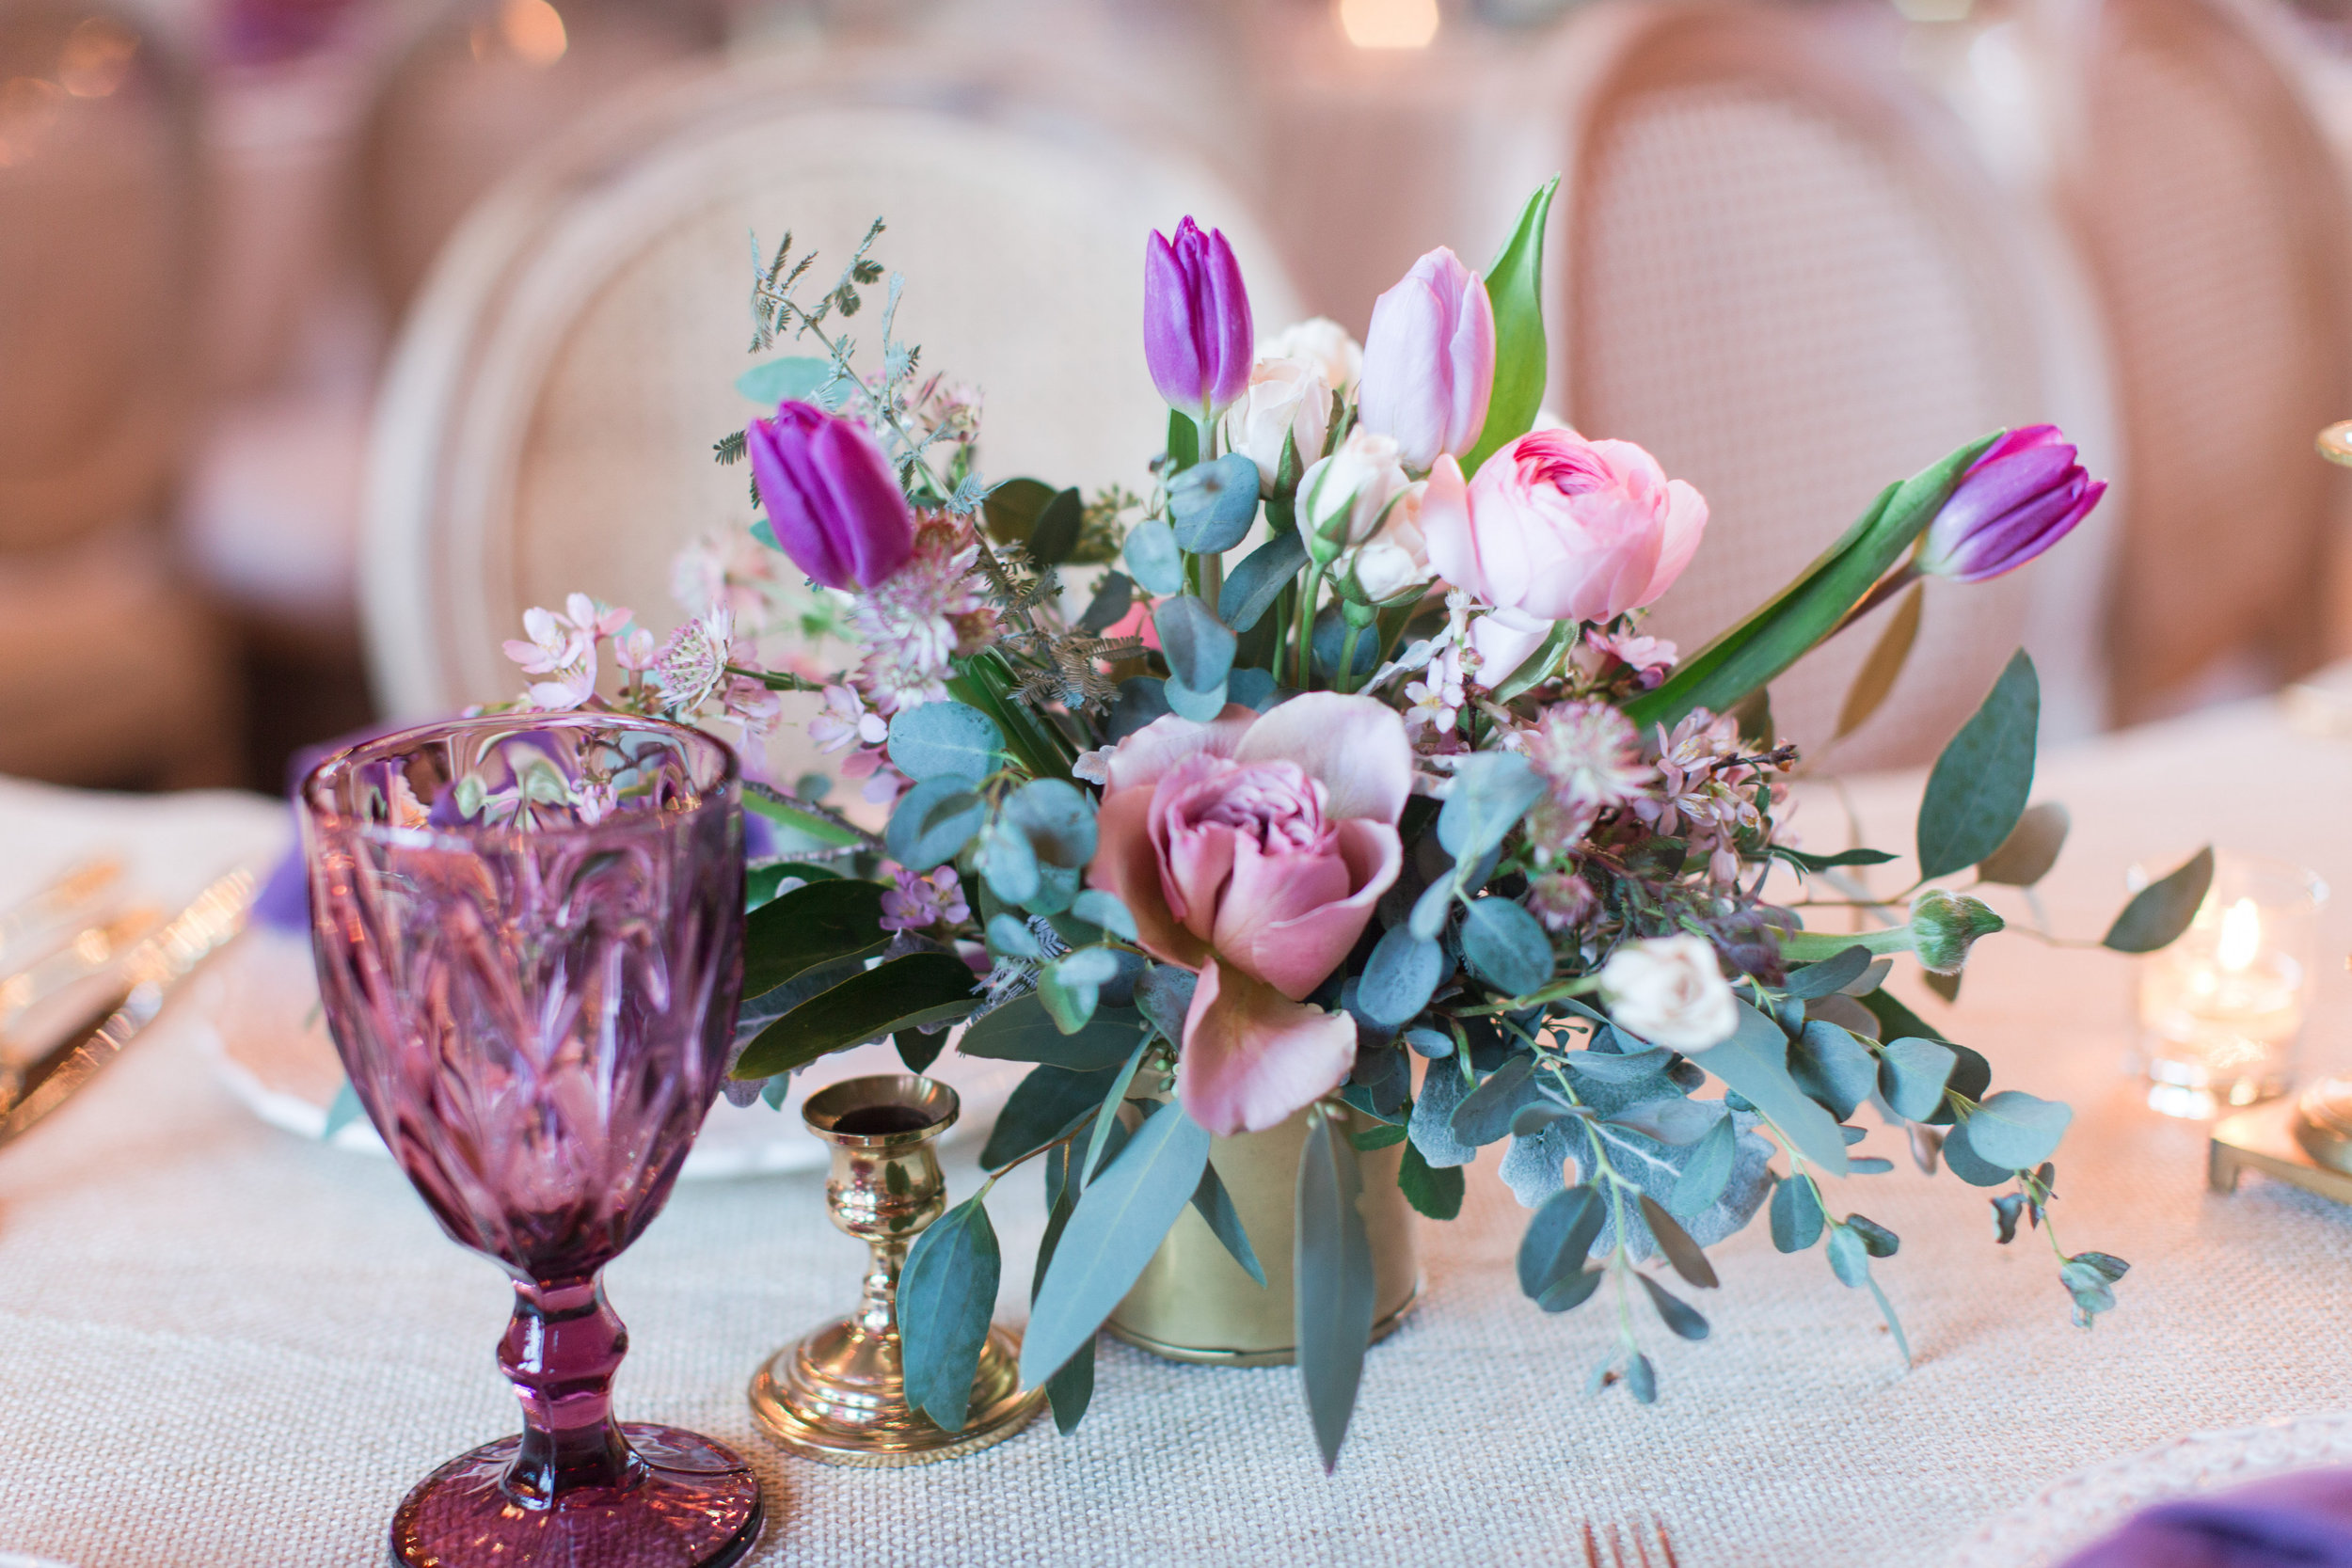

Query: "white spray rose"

xmin=1221 ymin=356 xmax=1331 ymax=495
xmin=1297 ymin=429 xmax=1410 ymax=561
xmin=1346 ymin=480 xmax=1434 ymax=602
xmin=1262 ymin=316 xmax=1362 ymax=399
xmin=1597 ymin=934 xmax=1739 ymax=1053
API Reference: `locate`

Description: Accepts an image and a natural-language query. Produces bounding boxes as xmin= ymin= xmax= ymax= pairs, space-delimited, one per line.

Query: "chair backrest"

xmin=363 ymin=56 xmax=1306 ymax=782
xmin=1519 ymin=0 xmax=2106 ymax=769
xmin=2035 ymin=0 xmax=2350 ymax=721
xmin=0 ymin=1 xmax=197 ymax=549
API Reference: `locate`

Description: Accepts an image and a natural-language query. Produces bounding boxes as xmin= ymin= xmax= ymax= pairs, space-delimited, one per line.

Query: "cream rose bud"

xmin=1597 ymin=934 xmax=1739 ymax=1053
xmin=1347 ymin=482 xmax=1435 ymax=602
xmin=1262 ymin=316 xmax=1362 ymax=399
xmin=1298 ymin=429 xmax=1410 ymax=560
xmin=1222 ymin=356 xmax=1331 ymax=495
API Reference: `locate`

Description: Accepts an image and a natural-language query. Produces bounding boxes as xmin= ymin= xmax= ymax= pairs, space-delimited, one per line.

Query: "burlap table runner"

xmin=2 ymin=697 xmax=2349 ymax=1566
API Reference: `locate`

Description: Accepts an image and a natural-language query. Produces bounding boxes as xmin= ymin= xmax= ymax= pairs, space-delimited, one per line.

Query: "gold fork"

xmin=1581 ymin=1517 xmax=1679 ymax=1568
xmin=0 ymin=857 xmax=122 ymax=971
xmin=0 ymin=905 xmax=161 ymax=1031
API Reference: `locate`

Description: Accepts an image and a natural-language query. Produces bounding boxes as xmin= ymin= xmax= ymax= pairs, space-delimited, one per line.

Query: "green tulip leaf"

xmin=1460 ymin=176 xmax=1559 ymax=478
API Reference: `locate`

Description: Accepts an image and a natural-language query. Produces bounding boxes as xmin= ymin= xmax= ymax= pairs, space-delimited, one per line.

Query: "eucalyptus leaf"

xmin=1783 ymin=946 xmax=1874 ymax=1001
xmin=1122 ymin=517 xmax=1184 ymax=596
xmin=888 ymin=701 xmax=1004 ymax=784
xmin=1105 ymin=676 xmax=1171 ymax=741
xmin=1046 ymin=1338 xmax=1095 ymax=1434
xmin=1699 ymin=1005 xmax=1851 ymax=1177
xmin=1069 ymin=889 xmax=1136 ymax=942
xmin=1154 ymin=594 xmax=1237 ymax=694
xmin=898 ymin=1195 xmax=1000 ymax=1431
xmin=1978 ymin=800 xmax=2070 ymax=886
xmin=1408 ymin=876 xmax=1455 ymax=942
xmin=1409 ymin=1063 xmax=1478 ymax=1167
xmin=1877 ymin=1037 xmax=1958 ymax=1122
xmin=1826 ymin=1224 xmax=1872 ymax=1290
xmin=1667 ymin=1115 xmax=1739 ymax=1218
xmin=1625 ymin=1353 xmax=1659 ymax=1405
xmin=1451 ymin=1053 xmax=1542 ymax=1147
xmin=1788 ymin=1021 xmax=1878 ymax=1122
xmin=1219 ymin=531 xmax=1310 ymax=633
xmin=1941 ymin=1118 xmax=2019 ymax=1186
xmin=1358 ymin=926 xmax=1445 ymax=1027
xmin=1131 ymin=963 xmax=1196 ymax=1047
xmin=1537 ymin=1268 xmax=1605 ymax=1314
xmin=1077 ymin=571 xmax=1135 ymax=636
xmin=1963 ymin=1090 xmax=2073 ymax=1169
xmin=1848 ymin=1213 xmax=1900 ymax=1258
xmin=885 ymin=777 xmax=985 ymax=874
xmin=1518 ymin=1183 xmax=1605 ymax=1298
xmin=1436 ymin=752 xmax=1546 ymax=862
xmin=1638 ymin=1195 xmax=1719 ymax=1289
xmin=1164 ymin=673 xmax=1229 ymax=722
xmin=1916 ymin=650 xmax=2039 ymax=879
xmin=1003 ymin=778 xmax=1097 ymax=868
xmin=733 ymin=953 xmax=981 ymax=1078
xmin=321 ymin=1079 xmax=364 ymax=1141
xmin=980 ymin=817 xmax=1041 ymax=907
xmin=1228 ymin=666 xmax=1278 ymax=711
xmin=1021 ymin=1101 xmax=1212 ymax=1385
xmin=736 ymin=355 xmax=840 ymax=407
xmin=1769 ymin=1174 xmax=1825 ymax=1252
xmin=2104 ymin=846 xmax=2216 ymax=953
xmin=1296 ymin=1115 xmax=1376 ymax=1473
xmin=1638 ymin=1273 xmax=1711 ymax=1341
xmin=1459 ymin=897 xmax=1551 ymax=996
xmin=1606 ymin=1097 xmax=1724 ymax=1148
xmin=1029 ymin=485 xmax=1085 ymax=565
xmin=1167 ymin=452 xmax=1261 ymax=554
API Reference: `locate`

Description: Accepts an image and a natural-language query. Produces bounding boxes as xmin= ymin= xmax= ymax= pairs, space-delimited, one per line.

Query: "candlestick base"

xmin=2292 ymin=1078 xmax=2352 ymax=1175
xmin=2209 ymin=1096 xmax=2352 ymax=1205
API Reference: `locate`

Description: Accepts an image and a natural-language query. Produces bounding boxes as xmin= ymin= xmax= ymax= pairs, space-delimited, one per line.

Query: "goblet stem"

xmin=497 ymin=1273 xmax=642 ymax=1504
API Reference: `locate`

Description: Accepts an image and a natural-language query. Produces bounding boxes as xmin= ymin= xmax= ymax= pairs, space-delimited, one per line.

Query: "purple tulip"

xmin=1144 ymin=216 xmax=1253 ymax=425
xmin=1917 ymin=425 xmax=2106 ymax=583
xmin=746 ymin=401 xmax=915 ymax=592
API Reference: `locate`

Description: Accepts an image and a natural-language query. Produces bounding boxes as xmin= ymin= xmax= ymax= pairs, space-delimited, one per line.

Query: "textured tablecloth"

xmin=5 ymin=699 xmax=2352 ymax=1568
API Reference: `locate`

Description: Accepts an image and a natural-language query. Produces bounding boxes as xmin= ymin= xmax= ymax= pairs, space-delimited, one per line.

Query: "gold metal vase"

xmin=747 ymin=1073 xmax=1043 ymax=1465
xmin=1106 ymin=1102 xmax=1420 ymax=1367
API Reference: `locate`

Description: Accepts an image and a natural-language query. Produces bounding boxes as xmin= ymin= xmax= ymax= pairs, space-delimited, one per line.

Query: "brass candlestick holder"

xmin=748 ymin=1073 xmax=1043 ymax=1466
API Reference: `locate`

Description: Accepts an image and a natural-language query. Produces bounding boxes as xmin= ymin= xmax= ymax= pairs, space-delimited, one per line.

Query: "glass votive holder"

xmin=2137 ymin=851 xmax=2328 ymax=1118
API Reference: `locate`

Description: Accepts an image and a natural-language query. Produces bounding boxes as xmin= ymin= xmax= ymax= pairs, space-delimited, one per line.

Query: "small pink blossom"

xmin=1522 ymin=700 xmax=1653 ymax=832
xmin=1577 ymin=628 xmax=1678 ymax=689
xmin=655 ymin=608 xmax=734 ymax=713
xmin=1527 ymin=869 xmax=1597 ymax=932
xmin=1072 ymin=746 xmax=1117 ymax=785
xmin=809 ymin=685 xmax=888 ymax=754
xmin=881 ymin=864 xmax=970 ymax=931
xmin=851 ymin=518 xmax=994 ymax=716
xmin=565 ymin=594 xmax=632 ymax=641
xmin=614 ymin=628 xmax=658 ymax=673
xmin=503 ymin=605 xmax=587 ymax=675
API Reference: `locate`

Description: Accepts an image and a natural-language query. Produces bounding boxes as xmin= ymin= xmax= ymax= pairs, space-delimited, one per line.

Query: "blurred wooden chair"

xmin=362 ymin=56 xmax=1306 ymax=780
xmin=2025 ymin=0 xmax=2351 ymax=721
xmin=1509 ymin=0 xmax=2115 ymax=769
xmin=0 ymin=1 xmax=239 ymax=787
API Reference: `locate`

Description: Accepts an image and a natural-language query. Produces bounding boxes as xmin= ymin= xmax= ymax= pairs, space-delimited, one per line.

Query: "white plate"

xmin=1943 ymin=1409 xmax=2352 ymax=1568
xmin=192 ymin=927 xmax=1023 ymax=1179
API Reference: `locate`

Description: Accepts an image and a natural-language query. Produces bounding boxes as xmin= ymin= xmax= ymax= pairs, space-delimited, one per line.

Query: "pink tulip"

xmin=1357 ymin=247 xmax=1496 ymax=471
xmin=1089 ymin=695 xmax=1412 ymax=1135
xmin=1426 ymin=430 xmax=1706 ymax=626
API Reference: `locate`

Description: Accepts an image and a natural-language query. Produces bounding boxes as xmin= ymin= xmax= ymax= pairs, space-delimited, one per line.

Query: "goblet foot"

xmin=389 ymin=1423 xmax=763 ymax=1568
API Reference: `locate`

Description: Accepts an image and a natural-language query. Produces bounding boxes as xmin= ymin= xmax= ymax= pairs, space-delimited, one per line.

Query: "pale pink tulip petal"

xmin=1637 ymin=479 xmax=1709 ymax=607
xmin=1089 ymin=789 xmax=1211 ymax=971
xmin=1102 ymin=705 xmax=1254 ymax=794
xmin=1217 ymin=818 xmax=1402 ymax=999
xmin=1421 ymin=454 xmax=1485 ymax=596
xmin=1230 ymin=692 xmax=1412 ymax=825
xmin=1468 ymin=607 xmax=1556 ymax=689
xmin=1179 ymin=958 xmax=1359 ymax=1135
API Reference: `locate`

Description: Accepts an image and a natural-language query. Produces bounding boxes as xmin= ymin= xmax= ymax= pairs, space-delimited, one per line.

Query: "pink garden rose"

xmin=1425 ymin=430 xmax=1707 ymax=626
xmin=1089 ymin=694 xmax=1412 ymax=1135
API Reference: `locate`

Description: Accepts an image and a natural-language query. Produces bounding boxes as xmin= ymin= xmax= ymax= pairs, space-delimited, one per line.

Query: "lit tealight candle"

xmin=2138 ymin=859 xmax=2326 ymax=1119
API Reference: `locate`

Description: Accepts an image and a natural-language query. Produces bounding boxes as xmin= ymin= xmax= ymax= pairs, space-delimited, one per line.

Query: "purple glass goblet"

xmin=301 ymin=713 xmax=762 ymax=1568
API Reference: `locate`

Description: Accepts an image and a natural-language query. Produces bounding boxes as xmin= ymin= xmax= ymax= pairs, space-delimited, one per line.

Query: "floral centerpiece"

xmin=493 ymin=187 xmax=2205 ymax=1469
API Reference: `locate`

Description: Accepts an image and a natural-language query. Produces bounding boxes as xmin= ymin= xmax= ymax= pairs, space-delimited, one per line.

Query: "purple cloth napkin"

xmin=2059 ymin=1469 xmax=2352 ymax=1567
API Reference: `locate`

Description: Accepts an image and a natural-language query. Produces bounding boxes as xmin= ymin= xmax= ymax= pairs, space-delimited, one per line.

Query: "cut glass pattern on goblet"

xmin=302 ymin=714 xmax=762 ymax=1567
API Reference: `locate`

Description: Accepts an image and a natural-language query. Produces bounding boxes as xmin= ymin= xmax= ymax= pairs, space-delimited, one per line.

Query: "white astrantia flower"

xmin=1597 ymin=934 xmax=1739 ymax=1053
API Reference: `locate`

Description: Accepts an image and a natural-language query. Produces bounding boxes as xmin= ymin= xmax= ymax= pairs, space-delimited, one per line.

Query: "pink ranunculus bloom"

xmin=1426 ymin=430 xmax=1708 ymax=626
xmin=1089 ymin=694 xmax=1412 ymax=1135
xmin=1357 ymin=246 xmax=1496 ymax=472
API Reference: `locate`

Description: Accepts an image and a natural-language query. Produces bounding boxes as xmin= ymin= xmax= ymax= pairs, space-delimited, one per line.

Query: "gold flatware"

xmin=0 ymin=856 xmax=122 ymax=969
xmin=1581 ymin=1516 xmax=1678 ymax=1568
xmin=0 ymin=905 xmax=161 ymax=1031
xmin=0 ymin=869 xmax=257 ymax=1150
